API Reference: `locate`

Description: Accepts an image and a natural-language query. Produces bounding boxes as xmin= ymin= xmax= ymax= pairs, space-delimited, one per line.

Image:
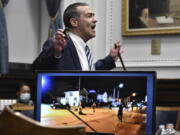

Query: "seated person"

xmin=11 ymin=83 xmax=34 ymax=118
xmin=16 ymin=83 xmax=33 ymax=105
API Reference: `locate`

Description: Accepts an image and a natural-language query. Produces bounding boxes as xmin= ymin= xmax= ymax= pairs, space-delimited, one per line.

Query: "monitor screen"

xmin=35 ymin=71 xmax=156 ymax=135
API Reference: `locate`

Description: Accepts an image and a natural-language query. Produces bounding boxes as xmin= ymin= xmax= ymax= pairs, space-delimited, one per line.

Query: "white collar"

xmin=68 ymin=32 xmax=91 ymax=71
xmin=69 ymin=32 xmax=86 ymax=48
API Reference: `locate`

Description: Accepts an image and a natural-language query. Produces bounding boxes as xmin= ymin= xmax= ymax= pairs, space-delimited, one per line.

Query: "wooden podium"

xmin=0 ymin=106 xmax=86 ymax=135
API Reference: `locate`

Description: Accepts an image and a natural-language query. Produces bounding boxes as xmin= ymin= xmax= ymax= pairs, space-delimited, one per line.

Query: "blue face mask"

xmin=20 ymin=93 xmax=30 ymax=103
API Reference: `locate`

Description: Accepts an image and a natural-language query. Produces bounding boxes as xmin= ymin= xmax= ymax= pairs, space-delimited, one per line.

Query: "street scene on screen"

xmin=40 ymin=76 xmax=147 ymax=134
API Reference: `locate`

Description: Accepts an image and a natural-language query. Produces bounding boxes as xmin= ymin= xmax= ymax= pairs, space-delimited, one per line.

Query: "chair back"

xmin=0 ymin=106 xmax=86 ymax=135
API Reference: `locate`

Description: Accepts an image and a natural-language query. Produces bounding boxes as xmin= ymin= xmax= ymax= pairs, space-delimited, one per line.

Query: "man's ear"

xmin=70 ymin=18 xmax=78 ymax=28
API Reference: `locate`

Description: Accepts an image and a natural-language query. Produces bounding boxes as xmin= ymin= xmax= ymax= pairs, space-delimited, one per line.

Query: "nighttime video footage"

xmin=40 ymin=75 xmax=148 ymax=135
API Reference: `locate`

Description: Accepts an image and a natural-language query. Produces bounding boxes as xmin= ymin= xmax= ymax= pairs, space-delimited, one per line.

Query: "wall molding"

xmin=116 ymin=59 xmax=180 ymax=68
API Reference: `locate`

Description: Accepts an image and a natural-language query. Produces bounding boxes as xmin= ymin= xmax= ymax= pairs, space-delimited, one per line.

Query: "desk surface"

xmin=156 ymin=106 xmax=180 ymax=111
xmin=11 ymin=103 xmax=34 ymax=111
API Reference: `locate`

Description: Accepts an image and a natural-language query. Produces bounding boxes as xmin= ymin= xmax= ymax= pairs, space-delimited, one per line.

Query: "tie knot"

xmin=85 ymin=45 xmax=90 ymax=52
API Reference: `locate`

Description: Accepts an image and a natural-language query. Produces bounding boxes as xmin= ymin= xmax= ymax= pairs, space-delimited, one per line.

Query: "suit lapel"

xmin=67 ymin=38 xmax=82 ymax=70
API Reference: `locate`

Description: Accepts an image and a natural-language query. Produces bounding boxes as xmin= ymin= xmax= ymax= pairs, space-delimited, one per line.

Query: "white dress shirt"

xmin=69 ymin=32 xmax=91 ymax=71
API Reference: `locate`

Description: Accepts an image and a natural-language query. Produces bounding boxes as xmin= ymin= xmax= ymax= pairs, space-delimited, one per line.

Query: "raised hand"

xmin=53 ymin=29 xmax=68 ymax=57
xmin=110 ymin=41 xmax=122 ymax=61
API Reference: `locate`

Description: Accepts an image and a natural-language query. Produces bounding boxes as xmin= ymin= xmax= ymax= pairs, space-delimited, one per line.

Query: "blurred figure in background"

xmin=10 ymin=83 xmax=34 ymax=118
xmin=16 ymin=83 xmax=33 ymax=105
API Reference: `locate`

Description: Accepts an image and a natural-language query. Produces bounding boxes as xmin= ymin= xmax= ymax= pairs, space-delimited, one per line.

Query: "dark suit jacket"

xmin=32 ymin=38 xmax=116 ymax=70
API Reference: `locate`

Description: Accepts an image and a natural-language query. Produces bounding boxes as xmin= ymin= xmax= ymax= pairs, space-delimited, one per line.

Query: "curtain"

xmin=0 ymin=0 xmax=9 ymax=74
xmin=45 ymin=0 xmax=62 ymax=39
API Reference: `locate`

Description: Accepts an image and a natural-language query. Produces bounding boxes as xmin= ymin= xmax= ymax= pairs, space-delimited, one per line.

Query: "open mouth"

xmin=91 ymin=25 xmax=96 ymax=30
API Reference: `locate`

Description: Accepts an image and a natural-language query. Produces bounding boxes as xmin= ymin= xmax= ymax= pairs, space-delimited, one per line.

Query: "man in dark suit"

xmin=32 ymin=2 xmax=121 ymax=71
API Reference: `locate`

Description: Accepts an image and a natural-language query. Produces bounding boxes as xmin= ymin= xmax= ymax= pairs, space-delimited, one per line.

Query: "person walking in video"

xmin=78 ymin=102 xmax=86 ymax=115
xmin=117 ymin=102 xmax=123 ymax=122
xmin=92 ymin=102 xmax=96 ymax=112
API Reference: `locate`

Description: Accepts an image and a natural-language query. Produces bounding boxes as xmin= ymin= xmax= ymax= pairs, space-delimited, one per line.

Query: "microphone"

xmin=63 ymin=27 xmax=69 ymax=40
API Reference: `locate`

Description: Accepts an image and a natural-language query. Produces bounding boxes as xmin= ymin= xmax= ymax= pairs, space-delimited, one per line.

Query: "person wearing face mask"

xmin=16 ymin=83 xmax=33 ymax=105
xmin=10 ymin=83 xmax=34 ymax=118
xmin=32 ymin=2 xmax=122 ymax=71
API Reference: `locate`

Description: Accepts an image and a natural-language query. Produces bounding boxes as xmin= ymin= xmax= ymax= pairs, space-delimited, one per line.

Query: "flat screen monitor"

xmin=34 ymin=71 xmax=156 ymax=135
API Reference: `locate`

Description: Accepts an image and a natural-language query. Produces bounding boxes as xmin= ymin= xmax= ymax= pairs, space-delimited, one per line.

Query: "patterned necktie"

xmin=85 ymin=45 xmax=94 ymax=71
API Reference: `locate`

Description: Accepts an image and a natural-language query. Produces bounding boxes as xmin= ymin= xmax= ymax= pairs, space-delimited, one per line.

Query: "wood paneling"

xmin=0 ymin=63 xmax=180 ymax=106
xmin=0 ymin=63 xmax=35 ymax=99
xmin=156 ymin=79 xmax=180 ymax=106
